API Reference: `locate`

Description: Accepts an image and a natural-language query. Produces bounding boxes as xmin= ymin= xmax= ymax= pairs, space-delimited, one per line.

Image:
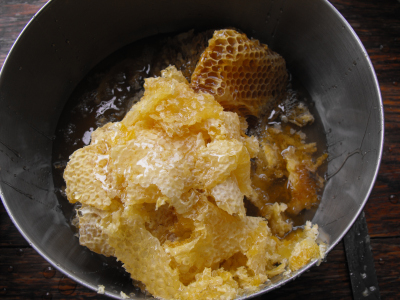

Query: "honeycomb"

xmin=275 ymin=221 xmax=325 ymax=271
xmin=191 ymin=29 xmax=288 ymax=117
xmin=64 ymin=45 xmax=326 ymax=299
xmin=210 ymin=174 xmax=246 ymax=217
xmin=107 ymin=208 xmax=184 ymax=300
xmin=177 ymin=268 xmax=239 ymax=300
xmin=64 ymin=144 xmax=117 ymax=211
xmin=77 ymin=204 xmax=115 ymax=257
xmin=163 ymin=198 xmax=270 ymax=282
xmin=250 ymin=124 xmax=327 ymax=217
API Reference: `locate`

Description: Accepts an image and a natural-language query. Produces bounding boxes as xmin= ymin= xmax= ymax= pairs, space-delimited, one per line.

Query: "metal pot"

xmin=0 ymin=0 xmax=383 ymax=299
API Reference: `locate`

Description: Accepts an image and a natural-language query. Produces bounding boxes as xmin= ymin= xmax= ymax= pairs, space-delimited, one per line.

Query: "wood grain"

xmin=0 ymin=0 xmax=48 ymax=68
xmin=1 ymin=0 xmax=400 ymax=299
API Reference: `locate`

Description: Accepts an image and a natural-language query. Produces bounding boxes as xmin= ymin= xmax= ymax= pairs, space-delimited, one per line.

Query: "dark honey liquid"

xmin=270 ymin=79 xmax=328 ymax=226
xmin=52 ymin=30 xmax=327 ymax=230
xmin=287 ymin=80 xmax=328 ymax=226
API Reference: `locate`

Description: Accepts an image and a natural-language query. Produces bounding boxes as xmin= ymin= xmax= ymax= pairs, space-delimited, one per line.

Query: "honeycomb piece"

xmin=232 ymin=141 xmax=254 ymax=198
xmin=192 ymin=111 xmax=260 ymax=170
xmin=210 ymin=174 xmax=245 ymax=217
xmin=177 ymin=268 xmax=238 ymax=300
xmin=198 ymin=112 xmax=241 ymax=141
xmin=220 ymin=252 xmax=248 ymax=272
xmin=281 ymin=101 xmax=315 ymax=127
xmin=109 ymin=127 xmax=201 ymax=204
xmin=260 ymin=237 xmax=283 ymax=273
xmin=241 ymin=135 xmax=260 ymax=159
xmin=163 ymin=199 xmax=270 ymax=281
xmin=194 ymin=139 xmax=250 ymax=190
xmin=250 ymin=125 xmax=327 ymax=216
xmin=91 ymin=121 xmax=129 ymax=148
xmin=261 ymin=203 xmax=293 ymax=238
xmin=264 ymin=260 xmax=287 ymax=277
xmin=64 ymin=144 xmax=116 ymax=210
xmin=191 ymin=29 xmax=288 ymax=117
xmin=107 ymin=210 xmax=184 ymax=300
xmin=275 ymin=222 xmax=323 ymax=272
xmin=124 ymin=183 xmax=161 ymax=206
xmin=289 ymin=238 xmax=321 ymax=271
xmin=122 ymin=66 xmax=223 ymax=136
xmin=232 ymin=266 xmax=269 ymax=294
xmin=161 ymin=65 xmax=189 ymax=83
xmin=143 ymin=203 xmax=195 ymax=245
xmin=64 ymin=65 xmax=326 ymax=300
xmin=245 ymin=222 xmax=271 ymax=275
xmin=169 ymin=188 xmax=206 ymax=216
xmin=77 ymin=205 xmax=115 ymax=257
xmin=217 ymin=111 xmax=242 ymax=140
xmin=282 ymin=144 xmax=327 ymax=215
xmin=97 ymin=285 xmax=105 ymax=294
xmin=289 ymin=223 xmax=323 ymax=271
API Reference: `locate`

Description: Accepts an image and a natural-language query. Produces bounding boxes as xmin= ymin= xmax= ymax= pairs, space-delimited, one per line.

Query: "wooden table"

xmin=1 ymin=0 xmax=399 ymax=299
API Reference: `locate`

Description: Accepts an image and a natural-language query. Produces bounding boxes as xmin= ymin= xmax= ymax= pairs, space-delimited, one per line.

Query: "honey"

xmin=191 ymin=29 xmax=287 ymax=117
xmin=53 ymin=29 xmax=327 ymax=300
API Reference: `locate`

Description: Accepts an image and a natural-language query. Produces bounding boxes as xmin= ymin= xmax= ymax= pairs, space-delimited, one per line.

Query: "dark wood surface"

xmin=1 ymin=0 xmax=399 ymax=299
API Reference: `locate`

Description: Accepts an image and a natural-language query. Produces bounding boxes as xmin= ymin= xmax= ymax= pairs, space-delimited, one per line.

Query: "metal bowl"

xmin=0 ymin=0 xmax=383 ymax=299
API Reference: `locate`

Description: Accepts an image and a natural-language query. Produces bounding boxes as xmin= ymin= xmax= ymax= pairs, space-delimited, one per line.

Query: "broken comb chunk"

xmin=191 ymin=29 xmax=288 ymax=117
